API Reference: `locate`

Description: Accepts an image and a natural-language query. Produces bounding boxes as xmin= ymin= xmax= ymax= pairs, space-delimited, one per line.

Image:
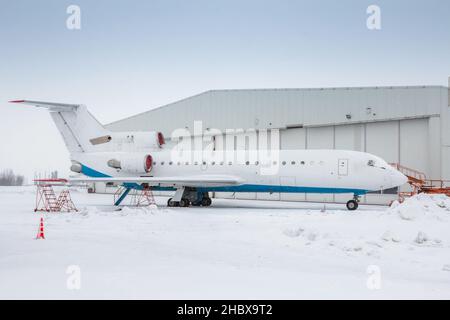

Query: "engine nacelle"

xmin=107 ymin=154 xmax=153 ymax=174
xmin=70 ymin=162 xmax=82 ymax=173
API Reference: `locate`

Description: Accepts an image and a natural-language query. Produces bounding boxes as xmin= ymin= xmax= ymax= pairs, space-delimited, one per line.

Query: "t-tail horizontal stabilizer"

xmin=9 ymin=99 xmax=109 ymax=154
xmin=9 ymin=100 xmax=80 ymax=111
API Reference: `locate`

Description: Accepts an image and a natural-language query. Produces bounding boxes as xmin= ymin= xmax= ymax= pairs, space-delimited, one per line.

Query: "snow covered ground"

xmin=1 ymin=186 xmax=449 ymax=299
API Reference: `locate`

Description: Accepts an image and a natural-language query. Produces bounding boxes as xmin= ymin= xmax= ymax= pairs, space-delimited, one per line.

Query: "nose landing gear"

xmin=346 ymin=195 xmax=361 ymax=211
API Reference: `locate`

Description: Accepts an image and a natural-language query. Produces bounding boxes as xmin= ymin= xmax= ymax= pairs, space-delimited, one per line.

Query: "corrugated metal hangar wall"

xmin=106 ymin=85 xmax=450 ymax=205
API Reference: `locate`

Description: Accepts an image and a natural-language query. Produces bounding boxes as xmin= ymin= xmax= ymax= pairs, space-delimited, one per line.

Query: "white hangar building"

xmin=106 ymin=82 xmax=450 ymax=205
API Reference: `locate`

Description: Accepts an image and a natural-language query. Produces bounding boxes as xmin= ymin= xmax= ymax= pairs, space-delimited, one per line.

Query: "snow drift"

xmin=388 ymin=194 xmax=450 ymax=221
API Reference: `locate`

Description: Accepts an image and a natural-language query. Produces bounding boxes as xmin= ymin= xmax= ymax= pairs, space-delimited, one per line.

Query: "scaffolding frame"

xmin=34 ymin=179 xmax=78 ymax=212
xmin=114 ymin=186 xmax=156 ymax=207
xmin=390 ymin=163 xmax=450 ymax=201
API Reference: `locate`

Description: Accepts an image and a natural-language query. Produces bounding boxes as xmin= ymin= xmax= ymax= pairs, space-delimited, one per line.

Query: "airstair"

xmin=35 ymin=184 xmax=60 ymax=212
xmin=34 ymin=179 xmax=78 ymax=212
xmin=114 ymin=186 xmax=156 ymax=207
xmin=390 ymin=163 xmax=450 ymax=201
xmin=57 ymin=189 xmax=78 ymax=212
xmin=130 ymin=187 xmax=156 ymax=207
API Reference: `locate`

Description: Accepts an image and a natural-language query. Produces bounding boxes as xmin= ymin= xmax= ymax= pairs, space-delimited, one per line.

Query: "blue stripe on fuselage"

xmin=197 ymin=185 xmax=368 ymax=195
xmin=81 ymin=164 xmax=111 ymax=178
xmin=148 ymin=185 xmax=367 ymax=195
xmin=80 ymin=164 xmax=368 ymax=195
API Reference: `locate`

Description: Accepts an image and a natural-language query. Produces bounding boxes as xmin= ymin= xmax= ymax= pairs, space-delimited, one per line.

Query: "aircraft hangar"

xmin=106 ymin=81 xmax=450 ymax=205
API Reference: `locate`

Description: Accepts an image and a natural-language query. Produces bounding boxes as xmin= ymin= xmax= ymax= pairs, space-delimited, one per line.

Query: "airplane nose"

xmin=392 ymin=170 xmax=408 ymax=187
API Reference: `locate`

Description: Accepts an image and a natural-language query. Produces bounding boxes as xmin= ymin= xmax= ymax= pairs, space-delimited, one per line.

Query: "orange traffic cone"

xmin=36 ymin=217 xmax=45 ymax=240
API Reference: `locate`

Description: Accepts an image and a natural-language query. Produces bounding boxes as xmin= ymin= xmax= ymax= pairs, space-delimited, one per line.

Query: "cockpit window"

xmin=368 ymin=159 xmax=387 ymax=169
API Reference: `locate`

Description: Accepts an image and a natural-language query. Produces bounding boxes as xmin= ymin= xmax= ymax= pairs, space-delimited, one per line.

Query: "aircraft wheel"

xmin=167 ymin=198 xmax=177 ymax=207
xmin=346 ymin=200 xmax=358 ymax=211
xmin=201 ymin=197 xmax=212 ymax=207
xmin=179 ymin=198 xmax=190 ymax=207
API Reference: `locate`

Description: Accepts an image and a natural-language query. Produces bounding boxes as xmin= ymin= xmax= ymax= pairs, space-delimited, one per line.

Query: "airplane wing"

xmin=69 ymin=175 xmax=245 ymax=188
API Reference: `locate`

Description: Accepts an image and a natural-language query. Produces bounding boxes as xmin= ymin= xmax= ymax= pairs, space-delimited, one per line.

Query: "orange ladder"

xmin=35 ymin=184 xmax=61 ymax=212
xmin=114 ymin=186 xmax=156 ymax=207
xmin=390 ymin=163 xmax=450 ymax=199
xmin=34 ymin=179 xmax=78 ymax=212
xmin=130 ymin=187 xmax=157 ymax=207
xmin=57 ymin=189 xmax=78 ymax=212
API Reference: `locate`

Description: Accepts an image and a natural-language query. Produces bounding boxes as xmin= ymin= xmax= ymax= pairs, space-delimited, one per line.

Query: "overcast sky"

xmin=1 ymin=0 xmax=449 ymax=181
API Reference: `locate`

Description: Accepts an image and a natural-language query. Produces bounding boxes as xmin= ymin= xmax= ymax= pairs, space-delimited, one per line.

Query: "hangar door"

xmin=366 ymin=118 xmax=429 ymax=194
xmin=278 ymin=128 xmax=306 ymax=201
xmin=366 ymin=121 xmax=399 ymax=164
xmin=306 ymin=126 xmax=334 ymax=202
xmin=400 ymin=118 xmax=429 ymax=175
xmin=281 ymin=127 xmax=306 ymax=149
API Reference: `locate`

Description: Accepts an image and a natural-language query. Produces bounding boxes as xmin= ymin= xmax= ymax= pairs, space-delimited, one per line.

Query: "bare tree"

xmin=0 ymin=169 xmax=25 ymax=186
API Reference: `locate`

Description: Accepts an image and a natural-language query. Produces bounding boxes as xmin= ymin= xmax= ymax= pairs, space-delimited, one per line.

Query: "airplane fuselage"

xmin=73 ymin=149 xmax=407 ymax=195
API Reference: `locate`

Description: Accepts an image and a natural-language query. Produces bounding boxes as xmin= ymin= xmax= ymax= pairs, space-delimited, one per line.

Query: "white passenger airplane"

xmin=11 ymin=100 xmax=407 ymax=210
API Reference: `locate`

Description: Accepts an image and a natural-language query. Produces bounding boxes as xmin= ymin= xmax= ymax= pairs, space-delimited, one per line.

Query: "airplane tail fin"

xmin=9 ymin=100 xmax=110 ymax=154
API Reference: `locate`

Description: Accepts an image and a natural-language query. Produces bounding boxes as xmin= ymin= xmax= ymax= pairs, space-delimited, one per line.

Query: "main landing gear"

xmin=167 ymin=198 xmax=190 ymax=207
xmin=167 ymin=189 xmax=212 ymax=208
xmin=346 ymin=195 xmax=360 ymax=211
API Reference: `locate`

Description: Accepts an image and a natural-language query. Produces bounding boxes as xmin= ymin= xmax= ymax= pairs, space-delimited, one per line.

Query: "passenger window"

xmin=194 ymin=162 xmax=198 ymax=165
xmin=291 ymin=161 xmax=296 ymax=165
xmin=228 ymin=162 xmax=233 ymax=165
xmin=301 ymin=161 xmax=305 ymax=165
xmin=185 ymin=162 xmax=189 ymax=165
xmin=211 ymin=162 xmax=215 ymax=165
xmin=245 ymin=161 xmax=250 ymax=165
xmin=161 ymin=162 xmax=164 ymax=165
xmin=282 ymin=161 xmax=286 ymax=165
xmin=169 ymin=161 xmax=173 ymax=165
xmin=255 ymin=161 xmax=259 ymax=165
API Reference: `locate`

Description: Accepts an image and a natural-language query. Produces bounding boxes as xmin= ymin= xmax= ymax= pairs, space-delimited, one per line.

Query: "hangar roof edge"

xmin=106 ymin=85 xmax=447 ymax=126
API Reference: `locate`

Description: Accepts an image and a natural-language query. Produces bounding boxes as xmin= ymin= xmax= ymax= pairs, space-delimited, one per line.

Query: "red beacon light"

xmin=157 ymin=132 xmax=165 ymax=147
xmin=144 ymin=155 xmax=153 ymax=173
